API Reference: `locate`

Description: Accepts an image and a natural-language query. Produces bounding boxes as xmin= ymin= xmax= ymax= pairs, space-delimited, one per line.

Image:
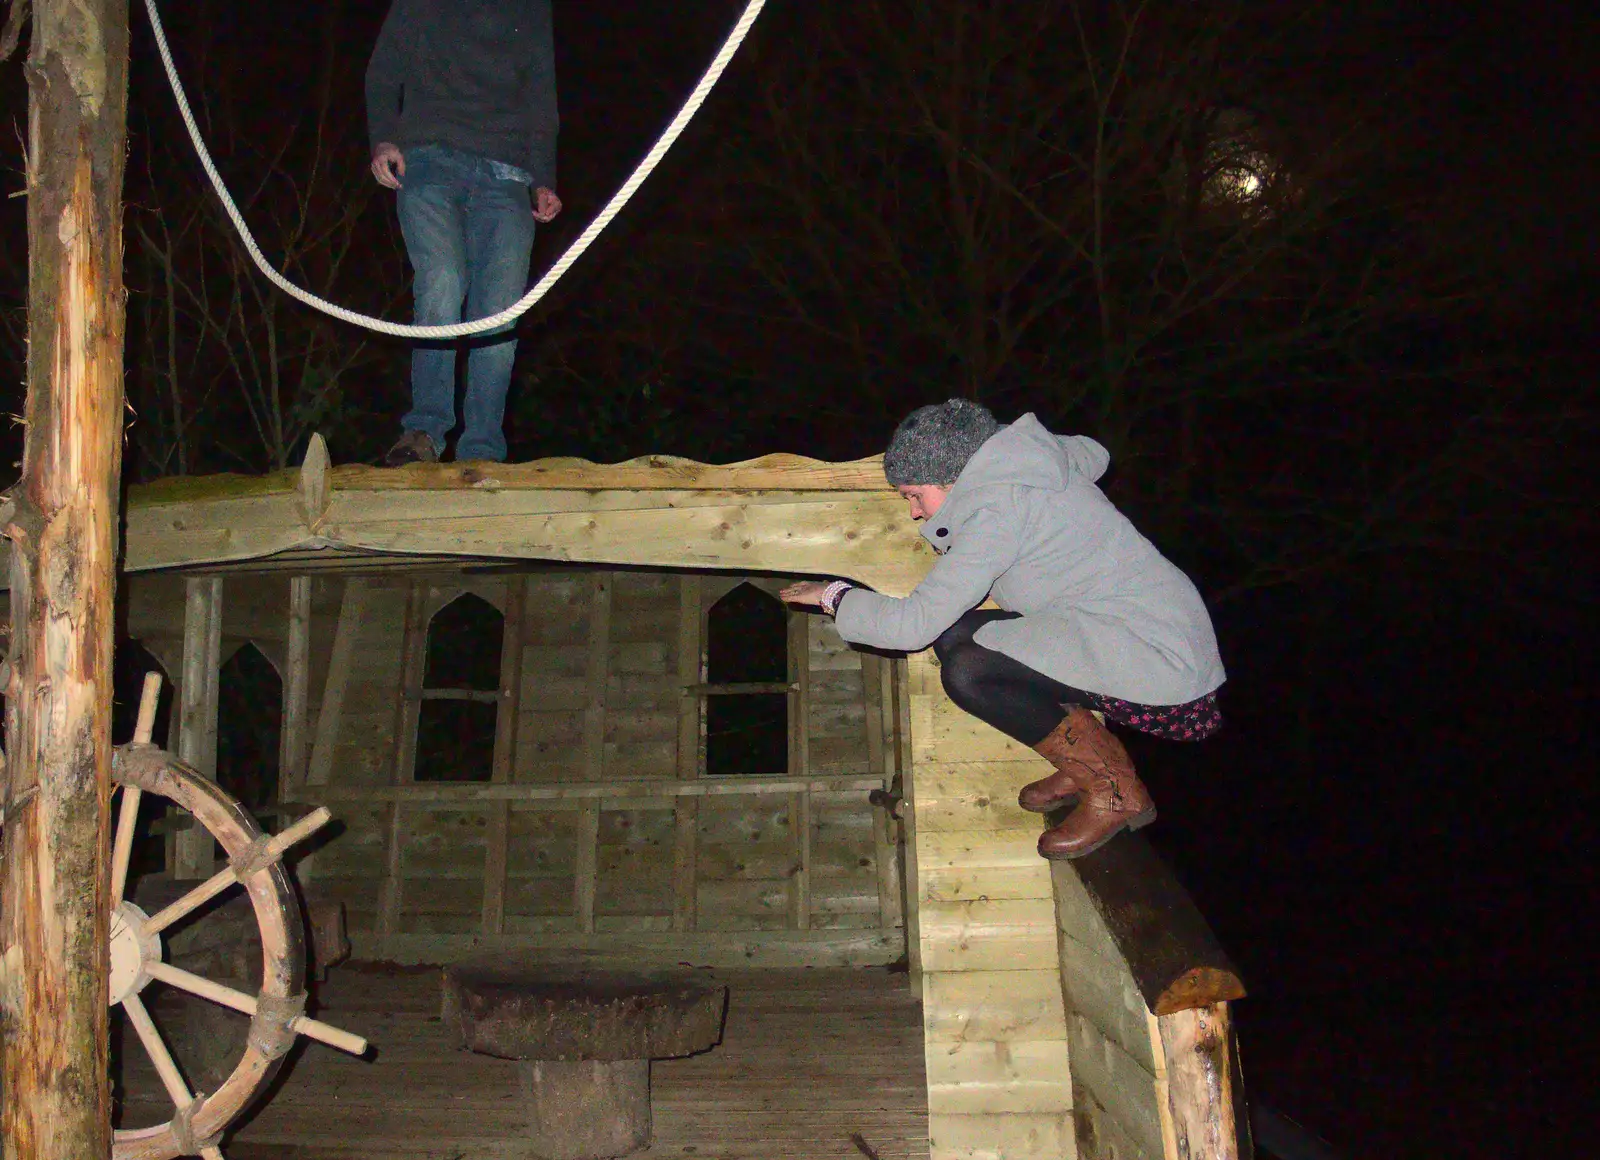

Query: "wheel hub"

xmin=108 ymin=900 xmax=161 ymax=1006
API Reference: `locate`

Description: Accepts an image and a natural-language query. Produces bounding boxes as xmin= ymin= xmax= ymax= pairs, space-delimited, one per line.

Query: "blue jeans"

xmin=396 ymin=145 xmax=536 ymax=462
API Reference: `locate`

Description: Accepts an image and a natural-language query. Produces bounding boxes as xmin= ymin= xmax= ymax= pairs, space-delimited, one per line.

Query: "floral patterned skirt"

xmin=1077 ymin=690 xmax=1222 ymax=741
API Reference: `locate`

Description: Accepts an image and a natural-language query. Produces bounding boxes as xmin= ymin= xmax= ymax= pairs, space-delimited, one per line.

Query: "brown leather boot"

xmin=1033 ymin=708 xmax=1157 ymax=860
xmin=1018 ymin=716 xmax=1089 ymax=813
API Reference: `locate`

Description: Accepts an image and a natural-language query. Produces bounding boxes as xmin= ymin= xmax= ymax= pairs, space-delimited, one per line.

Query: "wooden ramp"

xmin=118 ymin=966 xmax=929 ymax=1160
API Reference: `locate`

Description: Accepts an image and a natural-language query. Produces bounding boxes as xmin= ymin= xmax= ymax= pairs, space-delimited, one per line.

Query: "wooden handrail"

xmin=1053 ymin=827 xmax=1245 ymax=1015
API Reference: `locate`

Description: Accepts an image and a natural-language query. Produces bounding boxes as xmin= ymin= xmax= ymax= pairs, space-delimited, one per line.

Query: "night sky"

xmin=2 ymin=1 xmax=1595 ymax=1157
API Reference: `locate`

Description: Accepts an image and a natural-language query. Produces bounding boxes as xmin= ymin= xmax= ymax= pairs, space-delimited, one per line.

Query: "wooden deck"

xmin=119 ymin=965 xmax=930 ymax=1160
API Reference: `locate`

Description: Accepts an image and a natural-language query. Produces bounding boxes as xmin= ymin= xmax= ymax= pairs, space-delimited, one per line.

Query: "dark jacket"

xmin=835 ymin=415 xmax=1226 ymax=704
xmin=366 ymin=0 xmax=558 ymax=187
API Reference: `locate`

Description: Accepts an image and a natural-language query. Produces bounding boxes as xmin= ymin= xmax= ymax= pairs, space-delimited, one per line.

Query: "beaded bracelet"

xmin=820 ymin=580 xmax=854 ymax=617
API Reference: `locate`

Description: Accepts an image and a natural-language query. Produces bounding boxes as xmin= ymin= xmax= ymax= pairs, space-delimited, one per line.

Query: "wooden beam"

xmin=481 ymin=577 xmax=527 ymax=936
xmin=174 ymin=576 xmax=223 ymax=879
xmin=672 ymin=574 xmax=701 ymax=932
xmin=0 ymin=0 xmax=130 ymax=1149
xmin=896 ymin=656 xmax=923 ymax=992
xmin=309 ymin=774 xmax=883 ymax=804
xmin=377 ymin=581 xmax=426 ymax=940
xmin=278 ymin=575 xmax=313 ymax=802
xmin=573 ymin=575 xmax=611 ymax=934
xmin=304 ymin=577 xmax=370 ymax=787
xmin=787 ymin=612 xmax=811 ymax=931
xmin=862 ymin=652 xmax=902 ymax=934
xmin=318 ymin=452 xmax=893 ymax=493
xmin=1156 ymin=1002 xmax=1251 ymax=1160
xmin=1051 ymin=831 xmax=1246 ymax=1015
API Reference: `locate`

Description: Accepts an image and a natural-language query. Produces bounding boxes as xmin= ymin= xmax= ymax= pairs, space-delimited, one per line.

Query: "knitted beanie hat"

xmin=882 ymin=399 xmax=1001 ymax=486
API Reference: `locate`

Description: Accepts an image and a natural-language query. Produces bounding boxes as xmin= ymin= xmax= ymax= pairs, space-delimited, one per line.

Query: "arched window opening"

xmin=415 ymin=592 xmax=503 ymax=783
xmin=704 ymin=583 xmax=789 ymax=777
xmin=216 ymin=642 xmax=283 ymax=812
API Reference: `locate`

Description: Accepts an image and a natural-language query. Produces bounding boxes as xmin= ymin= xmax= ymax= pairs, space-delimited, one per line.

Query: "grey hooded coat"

xmin=833 ymin=414 xmax=1225 ymax=705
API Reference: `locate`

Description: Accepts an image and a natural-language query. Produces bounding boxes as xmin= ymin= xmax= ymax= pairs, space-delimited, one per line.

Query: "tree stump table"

xmin=441 ymin=958 xmax=728 ymax=1160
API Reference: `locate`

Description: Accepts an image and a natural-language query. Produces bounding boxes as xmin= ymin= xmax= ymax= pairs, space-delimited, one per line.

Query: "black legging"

xmin=933 ymin=610 xmax=1093 ymax=747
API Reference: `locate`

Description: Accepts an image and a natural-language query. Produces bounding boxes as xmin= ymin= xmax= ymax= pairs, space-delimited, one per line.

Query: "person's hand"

xmin=371 ymin=143 xmax=405 ymax=189
xmin=780 ymin=581 xmax=829 ymax=608
xmin=533 ymin=187 xmax=562 ymax=222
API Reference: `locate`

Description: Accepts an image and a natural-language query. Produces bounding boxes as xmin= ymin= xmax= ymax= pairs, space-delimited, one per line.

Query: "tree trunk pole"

xmin=1 ymin=0 xmax=130 ymax=1155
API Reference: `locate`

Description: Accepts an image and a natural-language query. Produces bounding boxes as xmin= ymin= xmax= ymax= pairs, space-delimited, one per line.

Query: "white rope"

xmin=141 ymin=0 xmax=768 ymax=339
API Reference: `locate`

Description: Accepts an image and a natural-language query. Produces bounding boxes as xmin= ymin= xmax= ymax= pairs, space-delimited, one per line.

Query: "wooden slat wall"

xmin=903 ymin=651 xmax=1077 ymax=1160
xmin=1052 ymin=860 xmax=1172 ymax=1160
xmin=233 ymin=566 xmax=900 ymax=966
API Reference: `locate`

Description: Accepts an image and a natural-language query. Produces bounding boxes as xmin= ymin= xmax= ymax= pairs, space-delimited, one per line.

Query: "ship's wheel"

xmin=109 ymin=674 xmax=368 ymax=1160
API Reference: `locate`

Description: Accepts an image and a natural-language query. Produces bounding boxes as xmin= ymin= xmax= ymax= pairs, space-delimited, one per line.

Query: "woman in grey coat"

xmin=782 ymin=400 xmax=1226 ymax=859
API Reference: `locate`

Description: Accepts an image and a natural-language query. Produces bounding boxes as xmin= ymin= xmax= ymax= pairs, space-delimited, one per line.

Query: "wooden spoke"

xmin=141 ymin=807 xmax=333 ymax=938
xmin=139 ymin=862 xmax=242 ymax=938
xmin=146 ymin=961 xmax=369 ymax=1056
xmin=110 ymin=674 xmax=165 ymax=902
xmin=120 ymin=991 xmax=193 ymax=1110
xmin=110 ymin=786 xmax=143 ymax=904
xmin=134 ymin=672 xmax=164 ymax=742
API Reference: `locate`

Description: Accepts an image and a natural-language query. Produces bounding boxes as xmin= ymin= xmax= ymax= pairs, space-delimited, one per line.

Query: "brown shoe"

xmin=1033 ymin=708 xmax=1156 ymax=860
xmin=1018 ymin=720 xmax=1086 ymax=813
xmin=384 ymin=430 xmax=438 ymax=466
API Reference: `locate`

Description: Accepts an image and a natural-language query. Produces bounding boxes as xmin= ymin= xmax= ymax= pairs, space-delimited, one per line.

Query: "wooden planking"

xmin=911 ymin=691 xmax=1037 ymax=766
xmin=914 ymin=760 xmax=1048 ymax=832
xmin=1066 ymin=1012 xmax=1165 ymax=1160
xmin=117 ymin=967 xmax=928 ymax=1160
xmin=919 ymin=898 xmax=1060 ymax=974
xmin=312 ymin=773 xmax=884 ymax=803
xmin=926 ymin=1040 xmax=1074 ymax=1115
xmin=923 ymin=970 xmax=1068 ymax=1045
xmin=918 ymin=828 xmax=1054 ymax=903
xmin=1057 ymin=927 xmax=1159 ymax=1074
xmin=348 ymin=927 xmax=903 ymax=968
xmin=1073 ymin=1081 xmax=1162 ymax=1160
xmin=927 ymin=1113 xmax=1077 ymax=1160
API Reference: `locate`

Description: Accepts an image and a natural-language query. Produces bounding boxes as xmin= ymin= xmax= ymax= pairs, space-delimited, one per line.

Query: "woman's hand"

xmin=780 ymin=580 xmax=830 ymax=608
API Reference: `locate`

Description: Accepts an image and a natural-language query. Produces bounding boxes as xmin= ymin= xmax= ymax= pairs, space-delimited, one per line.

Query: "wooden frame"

xmin=0 ymin=437 xmax=1250 ymax=1160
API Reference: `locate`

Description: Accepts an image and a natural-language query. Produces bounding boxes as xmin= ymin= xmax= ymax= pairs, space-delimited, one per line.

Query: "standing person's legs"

xmin=933 ymin=610 xmax=1156 ymax=860
xmin=456 ymin=178 xmax=535 ymax=463
xmin=395 ymin=166 xmax=470 ymax=460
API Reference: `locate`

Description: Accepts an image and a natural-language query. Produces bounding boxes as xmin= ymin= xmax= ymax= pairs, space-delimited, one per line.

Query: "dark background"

xmin=2 ymin=1 xmax=1594 ymax=1157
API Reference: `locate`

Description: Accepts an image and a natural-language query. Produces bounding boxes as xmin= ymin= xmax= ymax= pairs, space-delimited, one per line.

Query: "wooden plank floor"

xmin=119 ymin=965 xmax=930 ymax=1160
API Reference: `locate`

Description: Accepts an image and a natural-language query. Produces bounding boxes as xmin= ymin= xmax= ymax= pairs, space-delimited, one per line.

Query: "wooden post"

xmin=305 ymin=577 xmax=370 ymax=787
xmin=574 ymin=575 xmax=610 ymax=933
xmin=174 ymin=576 xmax=223 ymax=878
xmin=671 ymin=574 xmax=700 ymax=931
xmin=482 ymin=577 xmax=527 ymax=935
xmin=278 ymin=575 xmax=313 ymax=802
xmin=377 ymin=580 xmax=426 ymax=943
xmin=862 ymin=652 xmax=904 ymax=933
xmin=1157 ymin=1002 xmax=1251 ymax=1160
xmin=0 ymin=0 xmax=130 ymax=1153
xmin=786 ymin=611 xmax=811 ymax=929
